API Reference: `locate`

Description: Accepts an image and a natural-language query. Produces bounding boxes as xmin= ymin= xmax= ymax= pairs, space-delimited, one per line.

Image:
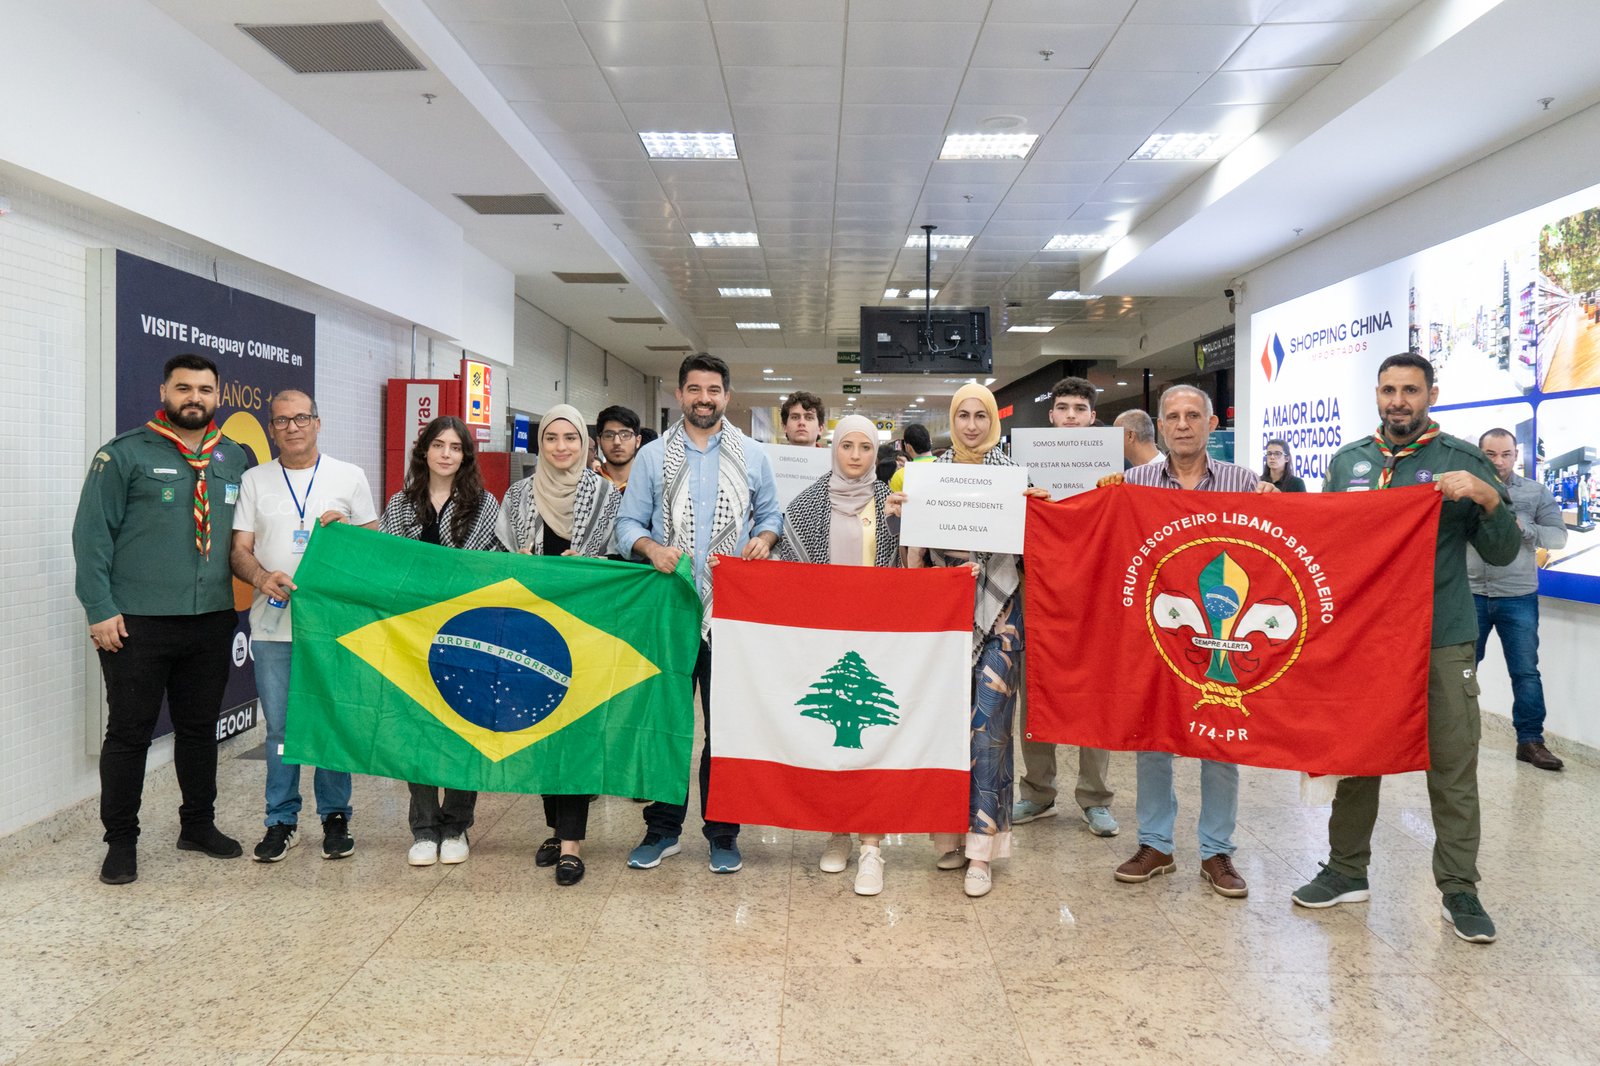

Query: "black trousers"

xmin=643 ymin=639 xmax=739 ymax=842
xmin=543 ymin=794 xmax=592 ymax=840
xmin=97 ymin=610 xmax=236 ymax=844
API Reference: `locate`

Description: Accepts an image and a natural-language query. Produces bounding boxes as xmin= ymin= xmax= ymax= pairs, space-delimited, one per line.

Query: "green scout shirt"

xmin=72 ymin=426 xmax=250 ymax=624
xmin=1323 ymin=430 xmax=1518 ymax=648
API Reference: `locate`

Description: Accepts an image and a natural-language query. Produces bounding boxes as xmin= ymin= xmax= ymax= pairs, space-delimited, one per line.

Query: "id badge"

xmin=291 ymin=528 xmax=311 ymax=554
xmin=224 ymin=482 xmax=240 ymax=505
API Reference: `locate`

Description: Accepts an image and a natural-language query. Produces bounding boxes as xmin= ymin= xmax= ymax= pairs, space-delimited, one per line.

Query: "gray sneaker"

xmin=1291 ymin=863 xmax=1371 ymax=908
xmin=1441 ymin=892 xmax=1497 ymax=943
xmin=1081 ymin=806 xmax=1119 ymax=836
xmin=1012 ymin=799 xmax=1057 ymax=824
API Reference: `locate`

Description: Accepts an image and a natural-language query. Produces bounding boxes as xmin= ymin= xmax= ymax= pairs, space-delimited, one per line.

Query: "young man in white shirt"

xmin=230 ymin=390 xmax=378 ymax=862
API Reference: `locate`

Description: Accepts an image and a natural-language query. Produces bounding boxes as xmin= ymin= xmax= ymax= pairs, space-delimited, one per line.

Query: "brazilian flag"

xmin=284 ymin=523 xmax=701 ymax=801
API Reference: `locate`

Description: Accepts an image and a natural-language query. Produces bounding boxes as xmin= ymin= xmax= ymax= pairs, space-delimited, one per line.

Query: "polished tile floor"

xmin=1 ymin=730 xmax=1595 ymax=1065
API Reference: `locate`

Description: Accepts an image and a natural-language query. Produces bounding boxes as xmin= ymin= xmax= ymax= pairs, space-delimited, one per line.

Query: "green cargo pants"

xmin=1325 ymin=642 xmax=1482 ymax=896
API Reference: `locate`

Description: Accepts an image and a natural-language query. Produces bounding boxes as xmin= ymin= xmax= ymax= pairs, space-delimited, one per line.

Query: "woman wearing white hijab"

xmin=496 ymin=404 xmax=622 ymax=886
xmin=907 ymin=384 xmax=1048 ymax=898
xmin=778 ymin=414 xmax=901 ymax=895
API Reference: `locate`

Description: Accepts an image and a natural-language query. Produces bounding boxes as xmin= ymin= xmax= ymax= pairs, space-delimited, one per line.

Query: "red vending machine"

xmin=384 ymin=359 xmax=509 ymax=501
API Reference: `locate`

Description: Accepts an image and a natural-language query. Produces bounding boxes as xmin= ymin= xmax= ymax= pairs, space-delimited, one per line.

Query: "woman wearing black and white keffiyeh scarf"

xmin=909 ymin=384 xmax=1050 ymax=900
xmin=777 ymin=414 xmax=902 ymax=896
xmin=493 ymin=404 xmax=622 ymax=888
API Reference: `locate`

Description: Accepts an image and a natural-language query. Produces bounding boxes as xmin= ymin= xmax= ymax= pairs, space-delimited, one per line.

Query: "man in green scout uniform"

xmin=1291 ymin=352 xmax=1519 ymax=943
xmin=73 ymin=353 xmax=251 ymax=885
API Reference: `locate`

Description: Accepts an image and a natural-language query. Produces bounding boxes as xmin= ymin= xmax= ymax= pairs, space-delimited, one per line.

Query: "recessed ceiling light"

xmin=915 ymin=396 xmax=925 ymax=403
xmin=1044 ymin=234 xmax=1117 ymax=251
xmin=1129 ymin=131 xmax=1224 ymax=161
xmin=762 ymin=367 xmax=774 ymax=373
xmin=719 ymin=286 xmax=771 ymax=297
xmin=939 ymin=132 xmax=1039 ymax=160
xmin=639 ymin=131 xmax=737 ymax=160
xmin=906 ymin=234 xmax=972 ymax=250
xmin=1116 ymin=380 xmax=1128 ymax=386
xmin=1007 ymin=325 xmax=1053 ymax=333
xmin=692 ymin=231 xmax=759 ymax=248
xmin=1048 ymin=289 xmax=1103 ymax=300
xmin=779 ymin=394 xmax=788 ymax=401
xmin=737 ymin=322 xmax=780 ymax=330
xmin=883 ymin=288 xmax=940 ymax=299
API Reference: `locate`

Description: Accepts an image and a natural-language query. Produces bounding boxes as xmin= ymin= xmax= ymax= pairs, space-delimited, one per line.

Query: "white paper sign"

xmin=1011 ymin=427 xmax=1122 ymax=499
xmin=765 ymin=443 xmax=832 ymax=508
xmin=900 ymin=462 xmax=1029 ymax=554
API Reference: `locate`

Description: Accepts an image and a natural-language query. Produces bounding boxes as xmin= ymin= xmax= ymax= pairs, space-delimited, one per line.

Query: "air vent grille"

xmin=239 ymin=21 xmax=425 ymax=74
xmin=455 ymin=194 xmax=562 ymax=216
xmin=610 ymin=316 xmax=667 ymax=325
xmin=555 ymin=272 xmax=629 ymax=284
xmin=646 ymin=345 xmax=693 ymax=352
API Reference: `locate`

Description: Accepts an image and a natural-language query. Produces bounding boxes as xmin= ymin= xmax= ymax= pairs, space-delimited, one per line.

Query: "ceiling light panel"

xmin=719 ymin=287 xmax=772 ymax=297
xmin=938 ymin=132 xmax=1040 ymax=160
xmin=1129 ymin=131 xmax=1225 ymax=160
xmin=905 ymin=234 xmax=974 ymax=249
xmin=691 ymin=232 xmax=760 ymax=247
xmin=1049 ymin=290 xmax=1103 ymax=300
xmin=1007 ymin=325 xmax=1054 ymax=333
xmin=639 ymin=131 xmax=738 ymax=159
xmin=736 ymin=322 xmax=781 ymax=330
xmin=1044 ymin=233 xmax=1118 ymax=251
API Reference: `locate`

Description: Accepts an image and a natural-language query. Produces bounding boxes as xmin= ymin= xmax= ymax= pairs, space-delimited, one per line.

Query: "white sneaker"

xmin=439 ymin=835 xmax=469 ymax=864
xmin=964 ymin=864 xmax=993 ymax=898
xmin=407 ymin=839 xmax=438 ymax=866
xmin=819 ymin=833 xmax=852 ymax=873
xmin=935 ymin=849 xmax=967 ymax=870
xmin=854 ymin=846 xmax=884 ymax=896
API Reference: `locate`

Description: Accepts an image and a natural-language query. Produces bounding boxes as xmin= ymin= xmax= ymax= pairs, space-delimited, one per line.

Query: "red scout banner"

xmin=1023 ymin=484 xmax=1441 ymax=776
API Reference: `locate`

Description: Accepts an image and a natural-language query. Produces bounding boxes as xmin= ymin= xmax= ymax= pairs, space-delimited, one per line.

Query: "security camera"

xmin=1222 ymin=287 xmax=1235 ymax=299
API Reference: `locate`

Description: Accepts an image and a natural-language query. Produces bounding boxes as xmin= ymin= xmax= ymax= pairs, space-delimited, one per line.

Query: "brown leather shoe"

xmin=1517 ymin=742 xmax=1564 ymax=771
xmin=1200 ymin=854 xmax=1248 ymax=898
xmin=1114 ymin=844 xmax=1176 ymax=883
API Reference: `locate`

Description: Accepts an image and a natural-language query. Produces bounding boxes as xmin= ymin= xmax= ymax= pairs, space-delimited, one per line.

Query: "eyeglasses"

xmin=269 ymin=414 xmax=316 ymax=429
xmin=599 ymin=430 xmax=636 ymax=442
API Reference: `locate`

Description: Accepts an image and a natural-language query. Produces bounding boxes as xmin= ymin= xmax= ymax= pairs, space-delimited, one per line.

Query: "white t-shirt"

xmin=233 ymin=454 xmax=377 ymax=641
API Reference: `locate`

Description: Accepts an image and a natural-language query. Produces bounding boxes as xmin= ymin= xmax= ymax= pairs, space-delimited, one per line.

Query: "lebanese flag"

xmin=707 ymin=557 xmax=974 ymax=833
xmin=1024 ymin=484 xmax=1440 ymax=777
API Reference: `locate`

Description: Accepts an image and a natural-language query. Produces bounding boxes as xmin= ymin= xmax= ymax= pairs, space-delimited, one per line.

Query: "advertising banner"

xmin=1249 ymin=183 xmax=1600 ymax=604
xmin=111 ymin=250 xmax=316 ymax=738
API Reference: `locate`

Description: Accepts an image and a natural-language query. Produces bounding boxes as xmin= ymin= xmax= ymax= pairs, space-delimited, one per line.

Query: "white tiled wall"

xmin=0 ymin=176 xmax=661 ymax=838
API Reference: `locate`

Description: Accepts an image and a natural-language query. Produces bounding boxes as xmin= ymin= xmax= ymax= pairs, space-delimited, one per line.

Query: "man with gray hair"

xmin=1102 ymin=384 xmax=1273 ymax=899
xmin=1114 ymin=409 xmax=1161 ymax=467
xmin=1470 ymin=428 xmax=1566 ymax=771
xmin=231 ymin=389 xmax=378 ymax=863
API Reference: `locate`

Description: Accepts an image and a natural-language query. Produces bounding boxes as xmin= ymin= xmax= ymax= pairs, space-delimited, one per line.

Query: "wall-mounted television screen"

xmin=859 ymin=306 xmax=992 ymax=374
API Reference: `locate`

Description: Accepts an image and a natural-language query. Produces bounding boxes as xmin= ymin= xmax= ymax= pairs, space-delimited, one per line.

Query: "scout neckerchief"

xmin=146 ymin=409 xmax=222 ymax=557
xmin=1372 ymin=421 xmax=1440 ymax=489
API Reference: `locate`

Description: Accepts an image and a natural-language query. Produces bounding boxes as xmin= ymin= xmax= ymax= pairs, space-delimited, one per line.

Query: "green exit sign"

xmin=837 ymin=350 xmax=860 ymax=364
xmin=843 ymin=383 xmax=862 ymax=394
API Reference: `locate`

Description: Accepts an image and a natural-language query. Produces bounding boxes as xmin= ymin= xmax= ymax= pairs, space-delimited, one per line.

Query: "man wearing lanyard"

xmin=1292 ymin=353 xmax=1518 ymax=944
xmin=73 ymin=353 xmax=251 ymax=884
xmin=230 ymin=390 xmax=378 ymax=862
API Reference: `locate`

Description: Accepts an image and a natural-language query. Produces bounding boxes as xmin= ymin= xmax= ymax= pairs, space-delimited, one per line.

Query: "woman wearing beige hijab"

xmin=497 ymin=404 xmax=621 ymax=886
xmin=907 ymin=384 xmax=1048 ymax=897
xmin=778 ymin=414 xmax=902 ymax=895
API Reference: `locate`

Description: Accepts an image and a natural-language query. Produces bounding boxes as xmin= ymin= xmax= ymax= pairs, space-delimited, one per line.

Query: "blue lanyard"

xmin=281 ymin=457 xmax=321 ymax=530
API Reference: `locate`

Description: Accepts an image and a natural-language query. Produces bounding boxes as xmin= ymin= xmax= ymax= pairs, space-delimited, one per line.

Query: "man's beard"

xmin=164 ymin=399 xmax=214 ymax=431
xmin=685 ymin=404 xmax=722 ymax=430
xmin=1384 ymin=410 xmax=1427 ymax=439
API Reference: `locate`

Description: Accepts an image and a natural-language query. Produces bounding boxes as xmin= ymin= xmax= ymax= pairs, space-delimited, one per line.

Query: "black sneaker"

xmin=100 ymin=842 xmax=137 ymax=885
xmin=1442 ymin=892 xmax=1497 ymax=943
xmin=178 ymin=824 xmax=243 ymax=859
xmin=253 ymin=823 xmax=298 ymax=862
xmin=322 ymin=815 xmax=355 ymax=860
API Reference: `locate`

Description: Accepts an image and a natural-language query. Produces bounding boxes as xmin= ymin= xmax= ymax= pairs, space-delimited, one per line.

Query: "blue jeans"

xmin=1473 ymin=593 xmax=1548 ymax=744
xmin=255 ymin=640 xmax=352 ymax=826
xmin=1135 ymin=752 xmax=1238 ymax=859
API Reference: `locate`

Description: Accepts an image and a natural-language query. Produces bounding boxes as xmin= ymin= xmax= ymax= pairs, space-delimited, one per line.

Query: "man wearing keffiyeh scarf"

xmin=72 ymin=354 xmax=252 ymax=886
xmin=614 ymin=354 xmax=784 ymax=876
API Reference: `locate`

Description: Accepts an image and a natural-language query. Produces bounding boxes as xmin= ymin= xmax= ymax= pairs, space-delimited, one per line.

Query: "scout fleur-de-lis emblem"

xmin=1151 ymin=548 xmax=1299 ymax=715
